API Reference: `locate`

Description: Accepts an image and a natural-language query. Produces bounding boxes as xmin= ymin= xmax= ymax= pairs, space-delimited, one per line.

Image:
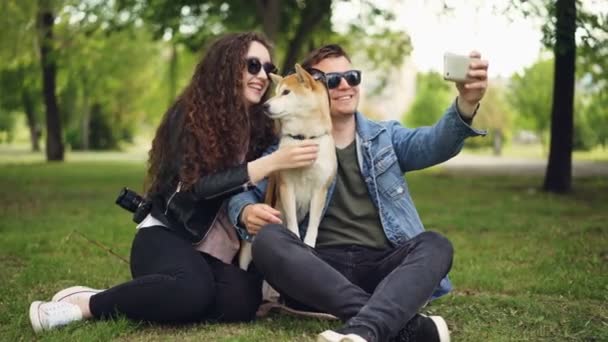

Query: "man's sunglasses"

xmin=246 ymin=57 xmax=278 ymax=76
xmin=306 ymin=68 xmax=362 ymax=89
xmin=325 ymin=70 xmax=362 ymax=89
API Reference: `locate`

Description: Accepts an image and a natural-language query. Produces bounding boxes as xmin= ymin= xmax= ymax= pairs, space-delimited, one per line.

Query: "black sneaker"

xmin=391 ymin=314 xmax=450 ymax=342
xmin=317 ymin=325 xmax=378 ymax=342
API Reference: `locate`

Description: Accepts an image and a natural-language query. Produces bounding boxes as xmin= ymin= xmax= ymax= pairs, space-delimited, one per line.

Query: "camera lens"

xmin=116 ymin=187 xmax=143 ymax=213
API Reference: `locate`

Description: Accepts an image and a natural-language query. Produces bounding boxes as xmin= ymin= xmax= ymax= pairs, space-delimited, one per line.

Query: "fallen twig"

xmin=71 ymin=230 xmax=129 ymax=264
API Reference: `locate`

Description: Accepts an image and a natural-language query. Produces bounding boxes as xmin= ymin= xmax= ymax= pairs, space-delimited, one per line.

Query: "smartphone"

xmin=443 ymin=52 xmax=471 ymax=82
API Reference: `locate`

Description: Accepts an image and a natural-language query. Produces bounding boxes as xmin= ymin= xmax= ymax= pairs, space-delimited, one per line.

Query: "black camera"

xmin=116 ymin=187 xmax=151 ymax=223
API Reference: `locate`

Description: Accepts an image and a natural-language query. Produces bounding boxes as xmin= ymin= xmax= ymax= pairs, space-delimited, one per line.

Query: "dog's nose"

xmin=262 ymin=103 xmax=270 ymax=111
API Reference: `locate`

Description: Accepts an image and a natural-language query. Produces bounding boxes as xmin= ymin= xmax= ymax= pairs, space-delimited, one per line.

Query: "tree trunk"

xmin=81 ymin=73 xmax=90 ymax=150
xmin=255 ymin=0 xmax=280 ymax=44
xmin=81 ymin=103 xmax=90 ymax=150
xmin=37 ymin=5 xmax=64 ymax=161
xmin=22 ymin=89 xmax=41 ymax=152
xmin=281 ymin=0 xmax=331 ymax=74
xmin=543 ymin=0 xmax=576 ymax=193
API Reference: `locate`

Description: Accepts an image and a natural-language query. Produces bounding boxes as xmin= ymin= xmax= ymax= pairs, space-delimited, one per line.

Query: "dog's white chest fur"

xmin=279 ymin=135 xmax=336 ymax=221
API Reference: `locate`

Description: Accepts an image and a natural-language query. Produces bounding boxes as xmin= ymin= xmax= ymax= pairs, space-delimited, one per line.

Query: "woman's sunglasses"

xmin=246 ymin=57 xmax=278 ymax=76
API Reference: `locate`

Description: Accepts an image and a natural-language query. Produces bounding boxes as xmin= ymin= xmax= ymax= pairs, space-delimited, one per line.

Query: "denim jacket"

xmin=228 ymin=101 xmax=486 ymax=298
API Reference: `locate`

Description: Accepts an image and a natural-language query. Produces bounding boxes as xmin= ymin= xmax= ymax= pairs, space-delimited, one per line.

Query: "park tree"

xmin=37 ymin=0 xmax=65 ymax=161
xmin=543 ymin=0 xmax=576 ymax=192
xmin=511 ymin=0 xmax=607 ymax=192
xmin=55 ymin=20 xmax=160 ymax=150
xmin=1 ymin=0 xmax=68 ymax=160
xmin=114 ymin=0 xmax=411 ymax=102
xmin=508 ymin=57 xmax=554 ymax=143
xmin=402 ymin=71 xmax=452 ymax=128
xmin=509 ymin=54 xmax=602 ymax=152
xmin=0 ymin=1 xmax=44 ymax=151
xmin=582 ymin=90 xmax=607 ymax=148
xmin=2 ymin=0 xmax=412 ymax=158
xmin=472 ymin=85 xmax=513 ymax=156
xmin=1 ymin=1 xmax=170 ymax=153
xmin=0 ymin=65 xmax=43 ymax=150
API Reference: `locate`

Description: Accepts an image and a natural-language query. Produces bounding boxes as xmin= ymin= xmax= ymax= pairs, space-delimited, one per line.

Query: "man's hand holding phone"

xmin=443 ymin=51 xmax=489 ymax=118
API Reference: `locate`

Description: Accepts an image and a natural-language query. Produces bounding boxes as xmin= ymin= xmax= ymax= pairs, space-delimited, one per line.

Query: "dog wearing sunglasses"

xmin=238 ymin=64 xmax=337 ymax=270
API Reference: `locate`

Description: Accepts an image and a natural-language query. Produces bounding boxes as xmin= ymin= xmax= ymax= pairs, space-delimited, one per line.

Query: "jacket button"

xmin=397 ymin=187 xmax=403 ymax=194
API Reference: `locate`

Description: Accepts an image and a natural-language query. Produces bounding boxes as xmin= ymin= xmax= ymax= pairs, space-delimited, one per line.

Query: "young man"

xmin=228 ymin=44 xmax=488 ymax=342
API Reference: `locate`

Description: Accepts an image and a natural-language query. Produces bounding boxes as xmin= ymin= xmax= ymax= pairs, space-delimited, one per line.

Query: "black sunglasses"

xmin=324 ymin=70 xmax=362 ymax=89
xmin=305 ymin=68 xmax=327 ymax=82
xmin=246 ymin=57 xmax=278 ymax=76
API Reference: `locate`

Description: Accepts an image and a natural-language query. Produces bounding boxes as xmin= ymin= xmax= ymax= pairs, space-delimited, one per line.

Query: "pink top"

xmin=194 ymin=202 xmax=240 ymax=264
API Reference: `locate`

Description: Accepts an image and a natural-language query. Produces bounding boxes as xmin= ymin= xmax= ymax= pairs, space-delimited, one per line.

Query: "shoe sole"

xmin=29 ymin=301 xmax=44 ymax=333
xmin=317 ymin=330 xmax=345 ymax=342
xmin=317 ymin=331 xmax=367 ymax=342
xmin=52 ymin=286 xmax=103 ymax=302
xmin=429 ymin=315 xmax=451 ymax=342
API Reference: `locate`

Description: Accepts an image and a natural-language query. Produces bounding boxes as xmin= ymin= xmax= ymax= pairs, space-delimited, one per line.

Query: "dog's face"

xmin=264 ymin=64 xmax=329 ymax=124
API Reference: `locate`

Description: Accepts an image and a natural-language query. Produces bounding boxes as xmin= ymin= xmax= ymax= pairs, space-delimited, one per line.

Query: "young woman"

xmin=29 ymin=32 xmax=319 ymax=332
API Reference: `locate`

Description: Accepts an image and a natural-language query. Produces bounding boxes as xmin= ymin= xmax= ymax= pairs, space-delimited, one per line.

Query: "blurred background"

xmin=0 ymin=0 xmax=606 ymax=191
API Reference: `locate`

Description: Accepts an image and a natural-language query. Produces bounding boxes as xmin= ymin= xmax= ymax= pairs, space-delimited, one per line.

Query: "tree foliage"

xmin=506 ymin=0 xmax=607 ymax=192
xmin=470 ymin=85 xmax=513 ymax=154
xmin=508 ymin=57 xmax=554 ymax=140
xmin=402 ymin=71 xmax=452 ymax=128
xmin=1 ymin=0 xmax=416 ymax=159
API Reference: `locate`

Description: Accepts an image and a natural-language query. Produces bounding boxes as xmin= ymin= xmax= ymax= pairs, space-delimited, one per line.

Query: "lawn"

xmin=0 ymin=156 xmax=606 ymax=341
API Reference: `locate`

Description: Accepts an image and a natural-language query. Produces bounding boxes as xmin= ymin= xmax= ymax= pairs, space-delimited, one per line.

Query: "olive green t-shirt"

xmin=316 ymin=141 xmax=391 ymax=249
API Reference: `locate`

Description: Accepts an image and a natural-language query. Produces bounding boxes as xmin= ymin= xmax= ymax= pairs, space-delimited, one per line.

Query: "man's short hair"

xmin=301 ymin=44 xmax=351 ymax=70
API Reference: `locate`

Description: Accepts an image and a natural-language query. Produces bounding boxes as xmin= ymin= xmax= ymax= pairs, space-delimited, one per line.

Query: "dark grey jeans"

xmin=251 ymin=224 xmax=453 ymax=341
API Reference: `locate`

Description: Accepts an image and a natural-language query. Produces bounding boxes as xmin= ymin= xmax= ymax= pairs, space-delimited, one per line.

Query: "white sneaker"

xmin=317 ymin=330 xmax=368 ymax=342
xmin=29 ymin=301 xmax=83 ymax=333
xmin=52 ymin=286 xmax=103 ymax=302
xmin=318 ymin=326 xmax=374 ymax=342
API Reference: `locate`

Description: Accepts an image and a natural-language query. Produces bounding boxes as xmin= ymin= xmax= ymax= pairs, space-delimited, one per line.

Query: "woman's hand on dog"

xmin=269 ymin=141 xmax=319 ymax=171
xmin=247 ymin=140 xmax=318 ymax=184
xmin=241 ymin=204 xmax=282 ymax=235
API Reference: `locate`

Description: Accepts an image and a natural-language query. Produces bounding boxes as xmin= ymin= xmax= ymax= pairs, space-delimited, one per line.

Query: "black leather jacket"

xmin=139 ymin=105 xmax=255 ymax=243
xmin=147 ymin=164 xmax=253 ymax=243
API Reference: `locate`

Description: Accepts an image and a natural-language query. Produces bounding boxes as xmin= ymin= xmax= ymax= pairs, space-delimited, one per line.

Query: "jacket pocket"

xmin=373 ymin=146 xmax=397 ymax=176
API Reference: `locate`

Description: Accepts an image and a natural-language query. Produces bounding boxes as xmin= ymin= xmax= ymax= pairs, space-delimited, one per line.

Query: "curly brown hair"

xmin=146 ymin=32 xmax=276 ymax=195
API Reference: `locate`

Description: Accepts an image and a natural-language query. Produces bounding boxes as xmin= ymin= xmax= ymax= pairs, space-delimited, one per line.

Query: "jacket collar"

xmin=355 ymin=111 xmax=385 ymax=142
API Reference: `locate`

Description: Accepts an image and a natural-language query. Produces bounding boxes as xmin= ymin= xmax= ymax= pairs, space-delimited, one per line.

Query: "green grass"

xmin=0 ymin=156 xmax=606 ymax=341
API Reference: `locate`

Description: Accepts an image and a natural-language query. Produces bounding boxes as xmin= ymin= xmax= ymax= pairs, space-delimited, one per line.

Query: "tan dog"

xmin=239 ymin=64 xmax=337 ymax=270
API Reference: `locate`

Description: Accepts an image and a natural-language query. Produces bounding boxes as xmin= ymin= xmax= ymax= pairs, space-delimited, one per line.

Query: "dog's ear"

xmin=269 ymin=73 xmax=283 ymax=85
xmin=294 ymin=64 xmax=313 ymax=88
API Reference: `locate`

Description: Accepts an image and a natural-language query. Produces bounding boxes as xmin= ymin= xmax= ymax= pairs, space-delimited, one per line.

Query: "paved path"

xmin=441 ymin=154 xmax=608 ymax=177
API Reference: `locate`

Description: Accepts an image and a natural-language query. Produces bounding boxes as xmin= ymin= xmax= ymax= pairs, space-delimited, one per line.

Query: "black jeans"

xmin=89 ymin=227 xmax=262 ymax=323
xmin=252 ymin=224 xmax=453 ymax=341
